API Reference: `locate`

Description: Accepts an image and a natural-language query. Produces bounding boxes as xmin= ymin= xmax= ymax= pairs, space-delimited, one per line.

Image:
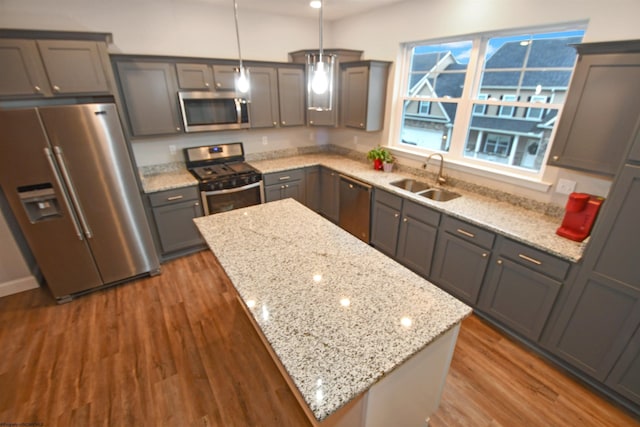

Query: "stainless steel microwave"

xmin=178 ymin=91 xmax=250 ymax=132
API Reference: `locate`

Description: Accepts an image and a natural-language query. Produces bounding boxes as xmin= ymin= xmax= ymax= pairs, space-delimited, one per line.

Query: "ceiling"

xmin=188 ymin=0 xmax=407 ymax=21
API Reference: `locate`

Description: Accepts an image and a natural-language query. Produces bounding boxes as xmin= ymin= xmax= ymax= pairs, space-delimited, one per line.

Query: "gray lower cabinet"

xmin=545 ymin=163 xmax=640 ymax=384
xmin=319 ymin=167 xmax=340 ymax=222
xmin=431 ymin=216 xmax=494 ymax=305
xmin=148 ymin=186 xmax=205 ymax=257
xmin=605 ymin=325 xmax=640 ymax=405
xmin=371 ymin=189 xmax=439 ymax=277
xmin=305 ymin=166 xmax=320 ymax=212
xmin=277 ymin=67 xmax=306 ymax=127
xmin=548 ymin=41 xmax=640 ymax=176
xmin=371 ymin=189 xmax=403 ymax=257
xmin=0 ymin=38 xmax=110 ymax=98
xmin=478 ymin=237 xmax=569 ymax=341
xmin=263 ymin=168 xmax=306 ymax=204
xmin=115 ymin=60 xmax=182 ymax=136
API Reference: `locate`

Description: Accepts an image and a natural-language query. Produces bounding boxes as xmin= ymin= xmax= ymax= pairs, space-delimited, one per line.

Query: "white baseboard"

xmin=0 ymin=275 xmax=39 ymax=298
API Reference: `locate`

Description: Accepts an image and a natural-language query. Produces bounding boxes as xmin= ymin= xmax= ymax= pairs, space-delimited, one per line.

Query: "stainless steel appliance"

xmin=184 ymin=142 xmax=263 ymax=215
xmin=339 ymin=175 xmax=372 ymax=243
xmin=178 ymin=91 xmax=250 ymax=132
xmin=0 ymin=103 xmax=160 ymax=303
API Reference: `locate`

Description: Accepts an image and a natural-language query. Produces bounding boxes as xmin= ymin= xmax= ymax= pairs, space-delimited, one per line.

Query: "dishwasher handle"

xmin=339 ymin=174 xmax=372 ymax=192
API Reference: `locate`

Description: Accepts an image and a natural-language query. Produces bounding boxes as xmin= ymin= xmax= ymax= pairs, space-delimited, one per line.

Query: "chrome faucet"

xmin=423 ymin=153 xmax=447 ymax=186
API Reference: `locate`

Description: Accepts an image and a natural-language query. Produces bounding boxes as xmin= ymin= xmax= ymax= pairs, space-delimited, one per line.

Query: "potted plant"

xmin=382 ymin=150 xmax=394 ymax=172
xmin=367 ymin=146 xmax=393 ymax=171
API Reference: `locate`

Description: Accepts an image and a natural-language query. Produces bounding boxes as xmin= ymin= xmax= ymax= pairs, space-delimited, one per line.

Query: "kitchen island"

xmin=194 ymin=199 xmax=471 ymax=426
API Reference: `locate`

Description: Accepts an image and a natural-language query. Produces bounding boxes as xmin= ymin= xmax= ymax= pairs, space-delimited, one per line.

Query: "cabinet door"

xmin=0 ymin=39 xmax=49 ymax=97
xmin=116 ymin=61 xmax=182 ymax=136
xmin=549 ymin=52 xmax=640 ymax=175
xmin=249 ymin=66 xmax=279 ymax=128
xmin=37 ymin=40 xmax=109 ymax=95
xmin=264 ymin=185 xmax=283 ymax=203
xmin=396 ymin=201 xmax=439 ymax=278
xmin=606 ymin=325 xmax=640 ymax=406
xmin=305 ymin=166 xmax=320 ymax=212
xmin=212 ymin=65 xmax=237 ymax=91
xmin=431 ymin=232 xmax=490 ymax=305
xmin=319 ymin=167 xmax=340 ymax=222
xmin=176 ymin=63 xmax=214 ymax=89
xmin=341 ymin=65 xmax=368 ymax=129
xmin=479 ymin=257 xmax=562 ymax=341
xmin=152 ymin=199 xmax=204 ymax=254
xmin=370 ymin=191 xmax=402 ymax=257
xmin=277 ymin=67 xmax=305 ymax=127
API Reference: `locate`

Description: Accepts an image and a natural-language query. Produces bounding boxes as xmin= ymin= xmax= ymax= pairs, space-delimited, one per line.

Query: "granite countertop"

xmin=140 ymin=152 xmax=586 ymax=262
xmin=194 ymin=199 xmax=472 ymax=422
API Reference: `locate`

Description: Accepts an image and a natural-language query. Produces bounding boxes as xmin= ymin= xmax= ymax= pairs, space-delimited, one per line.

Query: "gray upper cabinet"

xmin=0 ymin=38 xmax=110 ymax=97
xmin=478 ymin=237 xmax=569 ymax=342
xmin=212 ymin=65 xmax=237 ymax=91
xmin=548 ymin=41 xmax=640 ymax=176
xmin=289 ymin=49 xmax=363 ymax=127
xmin=115 ymin=60 xmax=182 ymax=136
xmin=277 ymin=67 xmax=306 ymax=127
xmin=545 ymin=162 xmax=640 ymax=383
xmin=248 ymin=66 xmax=280 ymax=128
xmin=431 ymin=216 xmax=494 ymax=305
xmin=176 ymin=63 xmax=214 ymax=90
xmin=340 ymin=61 xmax=390 ymax=132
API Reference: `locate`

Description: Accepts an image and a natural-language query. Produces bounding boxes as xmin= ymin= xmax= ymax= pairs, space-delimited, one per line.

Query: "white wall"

xmin=0 ymin=203 xmax=39 ymax=297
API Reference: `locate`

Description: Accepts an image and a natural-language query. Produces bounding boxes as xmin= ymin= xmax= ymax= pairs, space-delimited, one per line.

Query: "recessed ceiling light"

xmin=310 ymin=1 xmax=322 ymax=9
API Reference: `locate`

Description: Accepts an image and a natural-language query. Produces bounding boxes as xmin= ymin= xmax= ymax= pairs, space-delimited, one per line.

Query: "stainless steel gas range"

xmin=184 ymin=142 xmax=263 ymax=215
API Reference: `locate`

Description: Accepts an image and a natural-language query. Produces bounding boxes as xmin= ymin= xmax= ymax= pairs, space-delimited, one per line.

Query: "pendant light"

xmin=307 ymin=0 xmax=335 ymax=111
xmin=233 ymin=0 xmax=250 ymax=94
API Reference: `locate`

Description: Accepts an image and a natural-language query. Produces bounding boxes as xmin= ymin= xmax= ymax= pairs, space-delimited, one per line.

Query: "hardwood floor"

xmin=0 ymin=250 xmax=637 ymax=427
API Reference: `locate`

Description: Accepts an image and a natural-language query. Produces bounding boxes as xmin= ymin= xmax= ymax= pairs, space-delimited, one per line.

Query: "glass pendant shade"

xmin=307 ymin=54 xmax=335 ymax=111
xmin=235 ymin=66 xmax=250 ymax=94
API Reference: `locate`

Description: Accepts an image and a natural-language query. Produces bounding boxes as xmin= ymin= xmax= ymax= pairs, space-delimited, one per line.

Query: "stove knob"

xmin=231 ymin=179 xmax=237 ymax=187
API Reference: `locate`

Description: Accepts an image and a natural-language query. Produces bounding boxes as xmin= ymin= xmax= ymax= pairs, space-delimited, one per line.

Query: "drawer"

xmin=263 ymin=168 xmax=305 ymax=186
xmin=374 ymin=189 xmax=403 ymax=211
xmin=499 ymin=238 xmax=571 ymax=281
xmin=403 ymin=200 xmax=440 ymax=227
xmin=441 ymin=215 xmax=495 ymax=250
xmin=149 ymin=186 xmax=200 ymax=207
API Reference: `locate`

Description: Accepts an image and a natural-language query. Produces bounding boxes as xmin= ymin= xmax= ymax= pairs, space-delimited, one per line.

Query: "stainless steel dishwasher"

xmin=339 ymin=175 xmax=372 ymax=243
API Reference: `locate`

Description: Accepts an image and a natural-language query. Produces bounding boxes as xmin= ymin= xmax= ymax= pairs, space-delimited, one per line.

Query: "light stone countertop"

xmin=194 ymin=199 xmax=472 ymax=422
xmin=139 ymin=152 xmax=586 ymax=262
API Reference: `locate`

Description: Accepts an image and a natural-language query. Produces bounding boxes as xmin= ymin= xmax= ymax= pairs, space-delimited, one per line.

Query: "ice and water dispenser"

xmin=17 ymin=183 xmax=62 ymax=223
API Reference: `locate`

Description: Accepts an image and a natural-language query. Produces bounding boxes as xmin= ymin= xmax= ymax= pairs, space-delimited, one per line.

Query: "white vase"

xmin=383 ymin=162 xmax=393 ymax=172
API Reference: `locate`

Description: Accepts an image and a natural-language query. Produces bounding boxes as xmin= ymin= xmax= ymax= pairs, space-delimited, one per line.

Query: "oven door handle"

xmin=201 ymin=180 xmax=262 ymax=196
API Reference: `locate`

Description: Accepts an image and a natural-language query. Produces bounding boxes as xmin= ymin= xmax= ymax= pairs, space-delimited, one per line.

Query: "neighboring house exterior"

xmin=402 ymin=36 xmax=582 ymax=171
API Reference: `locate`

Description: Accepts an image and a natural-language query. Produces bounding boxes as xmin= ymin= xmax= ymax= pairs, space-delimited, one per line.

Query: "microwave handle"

xmin=235 ymin=98 xmax=243 ymax=125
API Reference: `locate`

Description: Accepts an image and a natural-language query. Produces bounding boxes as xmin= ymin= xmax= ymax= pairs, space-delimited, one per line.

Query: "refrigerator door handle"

xmin=44 ymin=147 xmax=84 ymax=241
xmin=53 ymin=146 xmax=93 ymax=239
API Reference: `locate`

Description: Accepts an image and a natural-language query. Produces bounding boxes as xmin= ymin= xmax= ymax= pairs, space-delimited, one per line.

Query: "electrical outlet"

xmin=262 ymin=136 xmax=268 ymax=145
xmin=353 ymin=135 xmax=359 ymax=145
xmin=169 ymin=144 xmax=177 ymax=155
xmin=556 ymin=178 xmax=576 ymax=195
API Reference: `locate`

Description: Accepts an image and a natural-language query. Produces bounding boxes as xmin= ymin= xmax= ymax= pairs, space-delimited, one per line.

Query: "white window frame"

xmin=390 ymin=23 xmax=586 ymax=184
xmin=526 ymin=95 xmax=548 ymax=119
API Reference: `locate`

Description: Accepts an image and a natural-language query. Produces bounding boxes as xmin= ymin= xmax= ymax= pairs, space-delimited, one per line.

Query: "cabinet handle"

xmin=167 ymin=195 xmax=184 ymax=201
xmin=34 ymin=85 xmax=41 ymax=93
xmin=456 ymin=228 xmax=475 ymax=238
xmin=482 ymin=253 xmax=488 ymax=257
xmin=279 ymin=176 xmax=291 ymax=181
xmin=497 ymin=259 xmax=503 ymax=265
xmin=216 ymin=82 xmax=222 ymax=88
xmin=552 ymin=155 xmax=559 ymax=161
xmin=403 ymin=217 xmax=408 ymax=222
xmin=310 ymin=120 xmax=314 ymax=124
xmin=176 ymin=127 xmax=181 ymax=131
xmin=194 ymin=202 xmax=200 ymax=206
xmin=282 ymin=121 xmax=286 ymax=125
xmin=394 ymin=213 xmax=399 ymax=218
xmin=205 ymin=83 xmax=210 ymax=87
xmin=52 ymin=85 xmax=60 ymax=92
xmin=518 ymin=253 xmax=542 ymax=265
xmin=360 ymin=123 xmax=364 ymax=127
xmin=273 ymin=121 xmax=277 ymax=126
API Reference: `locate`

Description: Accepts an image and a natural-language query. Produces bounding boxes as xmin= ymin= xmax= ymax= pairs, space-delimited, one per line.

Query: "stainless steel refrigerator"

xmin=0 ymin=103 xmax=160 ymax=302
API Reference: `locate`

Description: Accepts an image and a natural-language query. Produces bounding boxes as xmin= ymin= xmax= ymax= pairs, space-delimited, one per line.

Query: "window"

xmin=396 ymin=27 xmax=585 ymax=176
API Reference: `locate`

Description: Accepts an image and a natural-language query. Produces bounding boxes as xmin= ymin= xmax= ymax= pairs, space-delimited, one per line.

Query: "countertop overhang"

xmin=194 ymin=199 xmax=472 ymax=422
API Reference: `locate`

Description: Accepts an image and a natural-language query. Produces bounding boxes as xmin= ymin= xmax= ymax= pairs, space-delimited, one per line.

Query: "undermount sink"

xmin=389 ymin=179 xmax=461 ymax=202
xmin=389 ymin=179 xmax=432 ymax=193
xmin=418 ymin=188 xmax=461 ymax=202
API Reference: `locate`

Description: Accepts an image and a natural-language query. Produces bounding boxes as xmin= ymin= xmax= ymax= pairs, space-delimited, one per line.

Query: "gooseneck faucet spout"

xmin=423 ymin=153 xmax=447 ymax=186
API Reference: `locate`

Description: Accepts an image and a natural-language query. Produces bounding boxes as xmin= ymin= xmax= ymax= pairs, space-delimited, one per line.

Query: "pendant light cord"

xmin=318 ymin=0 xmax=324 ymax=62
xmin=233 ymin=0 xmax=243 ymax=68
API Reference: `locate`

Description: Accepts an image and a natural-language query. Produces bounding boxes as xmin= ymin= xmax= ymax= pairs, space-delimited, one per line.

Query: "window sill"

xmin=387 ymin=145 xmax=553 ymax=193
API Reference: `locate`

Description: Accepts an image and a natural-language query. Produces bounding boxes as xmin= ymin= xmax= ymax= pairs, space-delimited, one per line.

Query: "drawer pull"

xmin=167 ymin=195 xmax=184 ymax=201
xmin=394 ymin=213 xmax=399 ymax=218
xmin=518 ymin=253 xmax=542 ymax=265
xmin=279 ymin=176 xmax=291 ymax=181
xmin=456 ymin=228 xmax=475 ymax=238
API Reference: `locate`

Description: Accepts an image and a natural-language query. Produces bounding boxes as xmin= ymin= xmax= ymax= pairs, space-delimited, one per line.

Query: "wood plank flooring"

xmin=0 ymin=250 xmax=637 ymax=427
